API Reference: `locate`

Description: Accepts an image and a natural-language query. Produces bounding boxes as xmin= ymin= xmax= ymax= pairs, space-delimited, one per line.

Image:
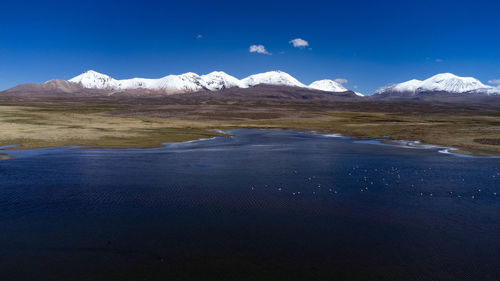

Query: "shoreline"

xmin=0 ymin=153 xmax=13 ymax=160
xmin=363 ymin=138 xmax=500 ymax=158
xmin=312 ymin=131 xmax=500 ymax=158
xmin=1 ymin=128 xmax=499 ymax=159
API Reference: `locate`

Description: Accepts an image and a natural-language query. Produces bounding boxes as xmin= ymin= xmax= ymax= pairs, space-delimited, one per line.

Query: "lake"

xmin=0 ymin=129 xmax=499 ymax=280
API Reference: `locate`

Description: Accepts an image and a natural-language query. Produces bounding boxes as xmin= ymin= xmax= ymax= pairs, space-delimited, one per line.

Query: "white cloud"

xmin=196 ymin=34 xmax=203 ymax=39
xmin=435 ymin=58 xmax=444 ymax=63
xmin=249 ymin=45 xmax=271 ymax=55
xmin=334 ymin=78 xmax=348 ymax=85
xmin=353 ymin=85 xmax=358 ymax=89
xmin=289 ymin=38 xmax=309 ymax=48
xmin=488 ymin=79 xmax=500 ymax=85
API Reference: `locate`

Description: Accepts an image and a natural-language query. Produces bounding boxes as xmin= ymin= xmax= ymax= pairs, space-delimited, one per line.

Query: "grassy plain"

xmin=0 ymin=95 xmax=499 ymax=156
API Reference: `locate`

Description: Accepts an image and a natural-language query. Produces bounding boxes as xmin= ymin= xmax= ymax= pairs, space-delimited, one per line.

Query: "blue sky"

xmin=1 ymin=0 xmax=500 ymax=94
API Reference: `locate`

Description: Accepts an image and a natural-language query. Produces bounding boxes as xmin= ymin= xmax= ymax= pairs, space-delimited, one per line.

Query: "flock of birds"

xmin=249 ymin=165 xmax=500 ymax=201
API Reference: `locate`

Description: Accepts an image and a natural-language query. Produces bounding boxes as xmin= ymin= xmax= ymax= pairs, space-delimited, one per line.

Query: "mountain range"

xmin=2 ymin=70 xmax=499 ymax=99
xmin=66 ymin=70 xmax=351 ymax=94
xmin=375 ymin=73 xmax=500 ymax=98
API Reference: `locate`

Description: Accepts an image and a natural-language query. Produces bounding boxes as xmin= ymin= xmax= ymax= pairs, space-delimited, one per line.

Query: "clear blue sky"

xmin=1 ymin=0 xmax=499 ymax=94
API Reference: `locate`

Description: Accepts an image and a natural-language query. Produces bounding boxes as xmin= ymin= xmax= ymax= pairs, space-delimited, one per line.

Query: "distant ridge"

xmin=309 ymin=79 xmax=347 ymax=92
xmin=3 ymin=71 xmax=500 ymax=100
xmin=67 ymin=70 xmax=354 ymax=94
xmin=375 ymin=73 xmax=500 ymax=98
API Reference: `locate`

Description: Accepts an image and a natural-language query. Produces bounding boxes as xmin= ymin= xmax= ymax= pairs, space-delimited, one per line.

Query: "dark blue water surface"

xmin=0 ymin=130 xmax=499 ymax=280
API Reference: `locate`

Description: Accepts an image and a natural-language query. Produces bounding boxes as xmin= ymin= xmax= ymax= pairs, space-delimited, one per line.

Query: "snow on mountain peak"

xmin=201 ymin=71 xmax=244 ymax=90
xmin=241 ymin=71 xmax=307 ymax=88
xmin=153 ymin=73 xmax=205 ymax=92
xmin=421 ymin=73 xmax=488 ymax=93
xmin=309 ymin=79 xmax=347 ymax=92
xmin=69 ymin=70 xmax=118 ymax=89
xmin=429 ymin=73 xmax=458 ymax=79
xmin=389 ymin=79 xmax=423 ymax=93
xmin=376 ymin=73 xmax=494 ymax=95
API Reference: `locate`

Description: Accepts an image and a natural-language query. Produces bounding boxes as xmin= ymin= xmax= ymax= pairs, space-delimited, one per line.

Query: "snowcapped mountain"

xmin=68 ymin=70 xmax=315 ymax=92
xmin=152 ymin=73 xmax=206 ymax=92
xmin=69 ymin=70 xmax=119 ymax=89
xmin=420 ymin=73 xmax=490 ymax=93
xmin=70 ymin=71 xmax=208 ymax=92
xmin=201 ymin=71 xmax=245 ymax=90
xmin=68 ymin=70 xmax=351 ymax=93
xmin=376 ymin=73 xmax=499 ymax=96
xmin=308 ymin=80 xmax=347 ymax=92
xmin=51 ymin=70 xmax=500 ymax=98
xmin=240 ymin=71 xmax=306 ymax=88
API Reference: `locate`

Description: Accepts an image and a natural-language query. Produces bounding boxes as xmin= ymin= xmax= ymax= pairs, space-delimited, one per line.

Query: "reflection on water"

xmin=0 ymin=130 xmax=499 ymax=280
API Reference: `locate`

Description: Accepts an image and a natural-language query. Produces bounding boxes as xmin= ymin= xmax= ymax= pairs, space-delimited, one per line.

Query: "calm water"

xmin=0 ymin=129 xmax=499 ymax=280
